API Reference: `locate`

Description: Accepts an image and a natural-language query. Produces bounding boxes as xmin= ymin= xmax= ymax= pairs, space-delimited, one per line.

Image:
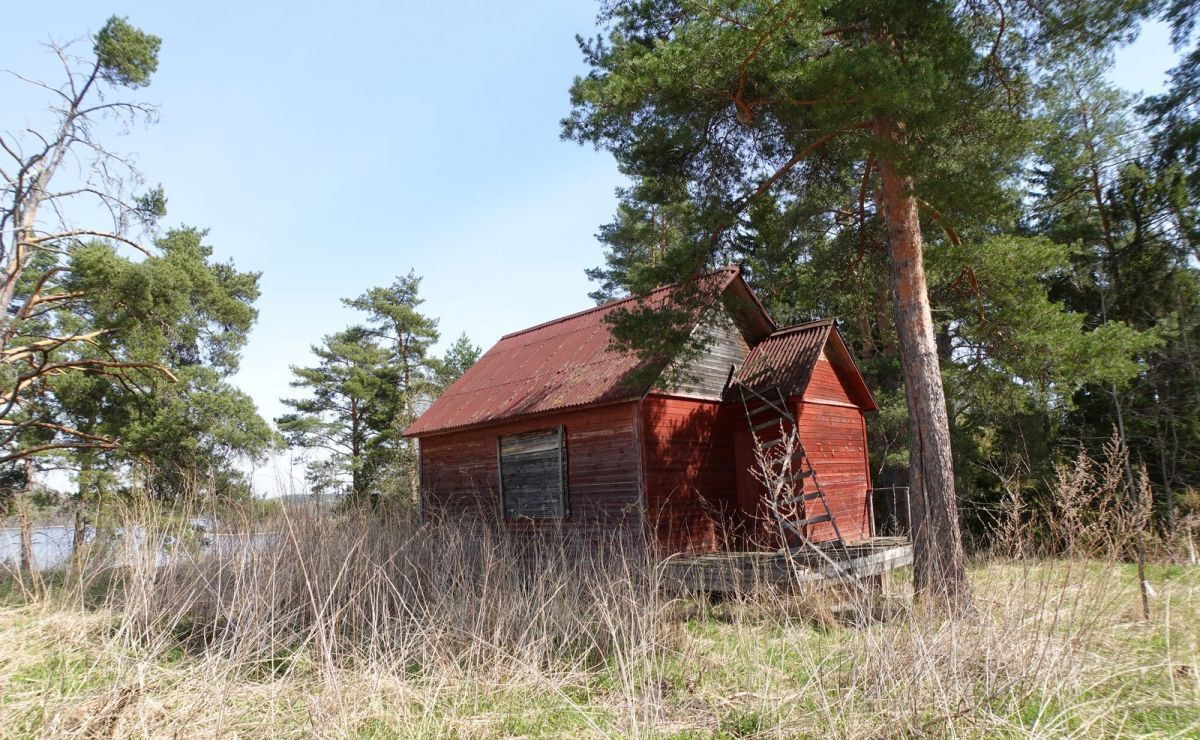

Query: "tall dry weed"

xmin=1 ymin=456 xmax=1195 ymax=737
xmin=127 ymin=507 xmax=672 ymax=684
xmin=994 ymin=431 xmax=1156 ymax=562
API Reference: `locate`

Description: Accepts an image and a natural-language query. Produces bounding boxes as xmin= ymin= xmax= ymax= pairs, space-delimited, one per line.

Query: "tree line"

xmin=0 ymin=17 xmax=477 ymax=520
xmin=564 ymin=0 xmax=1200 ymax=608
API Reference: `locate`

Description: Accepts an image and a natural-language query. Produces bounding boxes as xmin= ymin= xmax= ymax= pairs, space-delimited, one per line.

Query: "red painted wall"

xmin=418 ymin=352 xmax=872 ymax=554
xmin=418 ymin=402 xmax=643 ymax=539
xmin=640 ymin=395 xmax=742 ymax=555
xmin=794 ymin=356 xmax=872 ymax=542
xmin=731 ymin=355 xmax=873 ymax=547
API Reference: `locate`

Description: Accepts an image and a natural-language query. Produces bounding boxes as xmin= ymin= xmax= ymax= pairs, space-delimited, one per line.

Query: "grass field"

xmin=0 ymin=507 xmax=1197 ymax=738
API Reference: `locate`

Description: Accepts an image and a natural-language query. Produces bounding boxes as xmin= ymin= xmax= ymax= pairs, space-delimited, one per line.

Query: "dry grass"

xmin=2 ymin=554 xmax=1196 ymax=738
xmin=1 ymin=447 xmax=1198 ymax=738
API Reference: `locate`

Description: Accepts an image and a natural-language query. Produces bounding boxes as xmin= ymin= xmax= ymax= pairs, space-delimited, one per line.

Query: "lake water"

xmin=0 ymin=524 xmax=275 ymax=571
xmin=0 ymin=525 xmax=93 ymax=570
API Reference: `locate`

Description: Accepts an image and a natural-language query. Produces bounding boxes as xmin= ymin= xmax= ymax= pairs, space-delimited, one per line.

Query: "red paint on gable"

xmin=729 ymin=356 xmax=873 ymax=548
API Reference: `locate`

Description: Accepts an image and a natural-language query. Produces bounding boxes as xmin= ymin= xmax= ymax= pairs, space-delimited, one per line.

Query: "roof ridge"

xmin=498 ymin=265 xmax=741 ymax=340
xmin=765 ymin=318 xmax=834 ymax=338
xmin=498 ymin=287 xmax=658 ymax=340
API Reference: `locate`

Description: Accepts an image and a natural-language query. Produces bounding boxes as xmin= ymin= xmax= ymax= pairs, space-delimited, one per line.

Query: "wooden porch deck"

xmin=658 ymin=536 xmax=912 ymax=593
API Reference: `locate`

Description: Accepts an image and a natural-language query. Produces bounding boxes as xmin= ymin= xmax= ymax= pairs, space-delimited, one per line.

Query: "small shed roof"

xmin=405 ymin=267 xmax=753 ymax=437
xmin=735 ymin=320 xmax=877 ymax=411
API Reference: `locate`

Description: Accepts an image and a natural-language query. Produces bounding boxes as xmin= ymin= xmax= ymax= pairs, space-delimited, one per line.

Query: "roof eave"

xmin=403 ymin=396 xmax=642 ymax=439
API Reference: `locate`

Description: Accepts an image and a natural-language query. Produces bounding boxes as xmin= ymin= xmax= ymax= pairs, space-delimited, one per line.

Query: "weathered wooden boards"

xmin=420 ymin=403 xmax=642 ymax=537
xmin=658 ymin=537 xmax=913 ymax=593
xmin=498 ymin=426 xmax=567 ymax=519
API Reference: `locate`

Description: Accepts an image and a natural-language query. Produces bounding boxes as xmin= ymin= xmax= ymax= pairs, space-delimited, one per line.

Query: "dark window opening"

xmin=498 ymin=426 xmax=567 ymax=519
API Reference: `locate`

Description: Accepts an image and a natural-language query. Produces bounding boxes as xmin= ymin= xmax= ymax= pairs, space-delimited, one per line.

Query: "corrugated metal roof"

xmin=734 ymin=320 xmax=834 ymax=397
xmin=405 ymin=267 xmax=744 ymax=437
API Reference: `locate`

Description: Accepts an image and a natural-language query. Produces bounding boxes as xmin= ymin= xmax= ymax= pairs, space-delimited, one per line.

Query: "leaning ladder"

xmin=730 ymin=359 xmax=863 ymax=588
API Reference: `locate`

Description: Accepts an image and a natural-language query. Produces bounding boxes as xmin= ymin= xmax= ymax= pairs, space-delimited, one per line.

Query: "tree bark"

xmin=18 ymin=506 xmax=34 ymax=574
xmin=874 ymin=117 xmax=971 ymax=610
xmin=72 ymin=506 xmax=86 ymax=557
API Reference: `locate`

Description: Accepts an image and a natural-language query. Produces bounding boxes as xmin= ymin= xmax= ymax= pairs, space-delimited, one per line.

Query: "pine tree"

xmin=343 ymin=271 xmax=442 ymax=499
xmin=278 ymin=328 xmax=395 ymax=501
xmin=1037 ymin=56 xmax=1200 ymax=522
xmin=438 ymin=333 xmax=482 ymax=390
xmin=564 ymin=0 xmax=1152 ymax=608
xmin=279 ymin=271 xmax=451 ymax=504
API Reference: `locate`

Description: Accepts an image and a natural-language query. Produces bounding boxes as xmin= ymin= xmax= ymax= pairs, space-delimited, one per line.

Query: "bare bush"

xmin=115 ymin=507 xmax=670 ymax=684
xmin=993 ymin=432 xmax=1157 ymax=562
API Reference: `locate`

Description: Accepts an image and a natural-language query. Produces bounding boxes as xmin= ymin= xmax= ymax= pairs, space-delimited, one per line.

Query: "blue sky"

xmin=2 ymin=3 xmax=1181 ymax=492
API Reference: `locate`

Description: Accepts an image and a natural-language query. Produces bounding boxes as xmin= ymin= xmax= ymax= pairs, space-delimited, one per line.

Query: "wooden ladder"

xmin=730 ymin=360 xmax=862 ymax=587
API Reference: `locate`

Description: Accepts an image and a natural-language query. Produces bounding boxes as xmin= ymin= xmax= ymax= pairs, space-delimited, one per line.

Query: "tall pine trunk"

xmin=874 ymin=117 xmax=970 ymax=609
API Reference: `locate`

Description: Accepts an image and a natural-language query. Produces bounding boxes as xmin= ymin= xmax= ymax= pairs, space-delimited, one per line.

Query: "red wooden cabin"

xmin=404 ymin=267 xmax=878 ymax=556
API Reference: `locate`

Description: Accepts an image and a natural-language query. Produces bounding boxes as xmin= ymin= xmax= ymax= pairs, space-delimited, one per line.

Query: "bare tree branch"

xmin=0 ymin=441 xmax=118 ymax=464
xmin=22 ymin=229 xmax=151 ymax=255
xmin=0 ymin=418 xmax=117 ymax=445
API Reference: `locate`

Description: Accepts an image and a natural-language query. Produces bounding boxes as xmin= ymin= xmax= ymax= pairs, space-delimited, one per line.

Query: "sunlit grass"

xmin=1 ymin=503 xmax=1197 ymax=739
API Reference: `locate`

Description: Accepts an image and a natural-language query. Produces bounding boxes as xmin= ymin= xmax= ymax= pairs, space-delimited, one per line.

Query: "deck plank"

xmin=658 ymin=536 xmax=912 ymax=592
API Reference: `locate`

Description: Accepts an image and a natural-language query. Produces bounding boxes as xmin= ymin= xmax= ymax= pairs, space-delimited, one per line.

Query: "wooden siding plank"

xmin=420 ymin=403 xmax=641 ymax=537
xmin=642 ymin=395 xmax=742 ymax=554
xmin=658 ymin=308 xmax=750 ymax=400
xmin=793 ymin=395 xmax=870 ymax=543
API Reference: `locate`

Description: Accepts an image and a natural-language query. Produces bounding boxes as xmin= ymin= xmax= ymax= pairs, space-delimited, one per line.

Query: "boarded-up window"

xmin=498 ymin=427 xmax=567 ymax=519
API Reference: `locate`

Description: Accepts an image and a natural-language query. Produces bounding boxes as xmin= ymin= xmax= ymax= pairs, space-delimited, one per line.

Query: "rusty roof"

xmin=404 ymin=267 xmax=746 ymax=436
xmin=735 ymin=320 xmax=832 ymax=397
xmin=734 ymin=319 xmax=877 ymax=411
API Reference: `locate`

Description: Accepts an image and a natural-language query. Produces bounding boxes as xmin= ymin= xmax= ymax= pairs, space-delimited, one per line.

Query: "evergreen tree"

xmin=279 ymin=271 xmax=454 ymax=503
xmin=1037 ymin=57 xmax=1200 ymax=523
xmin=1135 ymin=0 xmax=1200 ymax=518
xmin=1 ymin=18 xmax=274 ymax=512
xmin=343 ymin=270 xmax=442 ymax=426
xmin=278 ymin=327 xmax=395 ymax=501
xmin=1 ymin=17 xmax=169 ymax=463
xmin=564 ymin=0 xmax=1150 ymax=607
xmin=1142 ymin=0 xmax=1200 ymax=212
xmin=343 ymin=271 xmax=443 ymax=499
xmin=437 ymin=333 xmax=482 ymax=390
xmin=51 ymin=227 xmax=277 ymax=503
